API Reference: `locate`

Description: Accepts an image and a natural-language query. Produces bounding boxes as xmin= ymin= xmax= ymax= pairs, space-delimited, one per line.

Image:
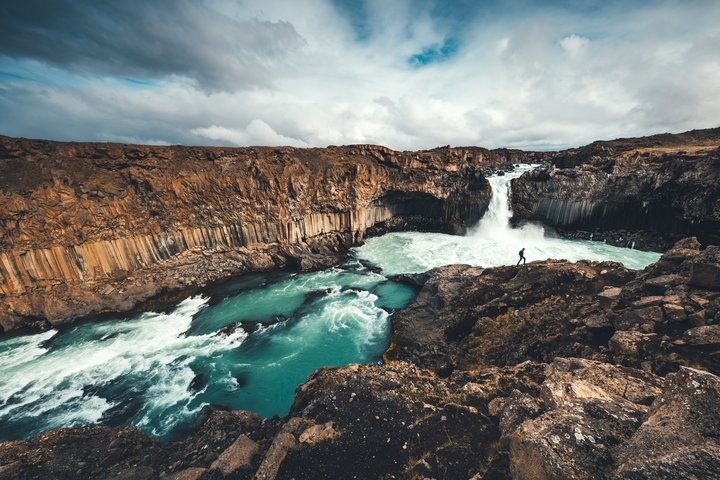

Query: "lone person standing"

xmin=517 ymin=248 xmax=526 ymax=265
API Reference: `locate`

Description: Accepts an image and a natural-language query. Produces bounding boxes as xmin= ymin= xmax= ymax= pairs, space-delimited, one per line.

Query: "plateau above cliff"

xmin=0 ymin=136 xmax=539 ymax=332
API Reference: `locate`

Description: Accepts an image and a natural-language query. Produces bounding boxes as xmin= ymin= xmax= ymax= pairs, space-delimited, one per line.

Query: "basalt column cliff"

xmin=0 ymin=136 xmax=536 ymax=332
xmin=510 ymin=128 xmax=720 ymax=250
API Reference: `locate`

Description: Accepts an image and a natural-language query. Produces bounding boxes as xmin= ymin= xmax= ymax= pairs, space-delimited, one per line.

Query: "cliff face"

xmin=0 ymin=136 xmax=537 ymax=332
xmin=511 ymin=128 xmax=720 ymax=250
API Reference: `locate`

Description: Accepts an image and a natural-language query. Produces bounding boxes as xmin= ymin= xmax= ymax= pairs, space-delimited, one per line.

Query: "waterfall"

xmin=470 ymin=165 xmax=545 ymax=243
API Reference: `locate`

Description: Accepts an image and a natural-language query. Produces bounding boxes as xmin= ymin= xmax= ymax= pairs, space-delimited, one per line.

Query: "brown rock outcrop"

xmin=389 ymin=259 xmax=636 ymax=374
xmin=393 ymin=237 xmax=720 ymax=378
xmin=689 ymin=246 xmax=720 ymax=290
xmin=0 ymin=136 xmax=538 ymax=332
xmin=510 ymin=127 xmax=720 ymax=250
xmin=209 ymin=434 xmax=258 ymax=476
xmin=613 ymin=367 xmax=720 ymax=479
xmin=509 ymin=358 xmax=662 ymax=480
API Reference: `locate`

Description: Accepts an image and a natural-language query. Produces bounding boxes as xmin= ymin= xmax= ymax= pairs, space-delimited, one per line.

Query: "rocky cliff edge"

xmin=510 ymin=127 xmax=720 ymax=250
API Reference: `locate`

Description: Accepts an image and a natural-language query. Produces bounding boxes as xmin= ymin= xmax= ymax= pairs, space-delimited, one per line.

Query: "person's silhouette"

xmin=517 ymin=248 xmax=526 ymax=265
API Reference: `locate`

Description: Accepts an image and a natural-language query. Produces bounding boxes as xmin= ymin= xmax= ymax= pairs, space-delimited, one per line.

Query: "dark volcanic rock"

xmin=689 ymin=246 xmax=720 ymax=290
xmin=614 ymin=367 xmax=720 ymax=479
xmin=390 ymin=259 xmax=635 ymax=372
xmin=510 ymin=128 xmax=720 ymax=250
xmin=283 ymin=362 xmax=489 ymax=479
xmin=509 ymin=358 xmax=662 ymax=480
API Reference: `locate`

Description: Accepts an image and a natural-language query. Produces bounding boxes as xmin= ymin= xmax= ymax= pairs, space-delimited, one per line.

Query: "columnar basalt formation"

xmin=510 ymin=127 xmax=720 ymax=250
xmin=0 ymin=136 xmax=540 ymax=332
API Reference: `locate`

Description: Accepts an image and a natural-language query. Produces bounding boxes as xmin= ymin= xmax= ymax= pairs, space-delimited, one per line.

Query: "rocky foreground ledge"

xmin=1 ymin=238 xmax=719 ymax=479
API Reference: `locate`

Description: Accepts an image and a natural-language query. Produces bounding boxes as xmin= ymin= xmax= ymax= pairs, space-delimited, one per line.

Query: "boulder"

xmin=255 ymin=432 xmax=298 ymax=480
xmin=166 ymin=467 xmax=206 ymax=480
xmin=689 ymin=246 xmax=720 ymax=290
xmin=615 ymin=306 xmax=663 ymax=330
xmin=641 ymin=274 xmax=684 ymax=294
xmin=597 ymin=287 xmax=622 ymax=307
xmin=298 ymin=422 xmax=340 ymax=445
xmin=541 ymin=357 xmax=662 ymax=407
xmin=663 ymin=303 xmax=687 ymax=322
xmin=209 ymin=434 xmax=258 ymax=476
xmin=632 ymin=296 xmax=665 ymax=308
xmin=582 ymin=314 xmax=612 ymax=329
xmin=509 ymin=358 xmax=662 ymax=480
xmin=682 ymin=325 xmax=720 ymax=346
xmin=614 ymin=367 xmax=720 ymax=479
xmin=489 ymin=391 xmax=544 ymax=433
xmin=609 ymin=331 xmax=660 ymax=358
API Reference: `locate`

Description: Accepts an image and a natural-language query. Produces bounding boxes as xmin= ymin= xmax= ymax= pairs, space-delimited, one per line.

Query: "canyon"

xmin=0 ymin=136 xmax=539 ymax=333
xmin=2 ymin=129 xmax=718 ymax=333
xmin=1 ymin=128 xmax=720 ymax=479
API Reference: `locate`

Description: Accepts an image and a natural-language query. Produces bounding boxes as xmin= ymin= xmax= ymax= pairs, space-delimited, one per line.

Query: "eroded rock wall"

xmin=0 ymin=136 xmax=536 ymax=331
xmin=510 ymin=128 xmax=720 ymax=250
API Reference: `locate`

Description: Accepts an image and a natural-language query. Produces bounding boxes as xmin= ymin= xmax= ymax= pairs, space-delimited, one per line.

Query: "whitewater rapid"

xmin=0 ymin=165 xmax=661 ymax=441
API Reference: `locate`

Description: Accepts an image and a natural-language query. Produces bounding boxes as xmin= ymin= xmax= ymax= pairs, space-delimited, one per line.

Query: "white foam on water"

xmin=356 ymin=165 xmax=661 ymax=275
xmin=134 ymin=361 xmax=205 ymax=438
xmin=44 ymin=395 xmax=113 ymax=432
xmin=306 ymin=289 xmax=389 ymax=356
xmin=253 ymin=287 xmax=389 ymax=373
xmin=0 ymin=296 xmax=247 ymax=435
xmin=0 ymin=329 xmax=58 ymax=374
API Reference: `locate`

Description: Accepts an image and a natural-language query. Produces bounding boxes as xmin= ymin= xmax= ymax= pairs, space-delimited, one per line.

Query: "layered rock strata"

xmin=511 ymin=127 xmax=720 ymax=250
xmin=2 ymin=238 xmax=720 ymax=479
xmin=0 ymin=136 xmax=538 ymax=332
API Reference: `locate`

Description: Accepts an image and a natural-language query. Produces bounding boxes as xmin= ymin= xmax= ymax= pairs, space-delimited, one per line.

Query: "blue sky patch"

xmin=122 ymin=77 xmax=157 ymax=89
xmin=331 ymin=0 xmax=372 ymax=41
xmin=0 ymin=71 xmax=24 ymax=81
xmin=408 ymin=37 xmax=459 ymax=67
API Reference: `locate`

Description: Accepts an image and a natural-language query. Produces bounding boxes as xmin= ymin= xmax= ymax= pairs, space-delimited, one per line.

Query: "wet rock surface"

xmin=3 ymin=238 xmax=720 ymax=479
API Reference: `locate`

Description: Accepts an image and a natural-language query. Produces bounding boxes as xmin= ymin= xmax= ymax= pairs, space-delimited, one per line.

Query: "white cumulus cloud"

xmin=1 ymin=0 xmax=719 ymax=150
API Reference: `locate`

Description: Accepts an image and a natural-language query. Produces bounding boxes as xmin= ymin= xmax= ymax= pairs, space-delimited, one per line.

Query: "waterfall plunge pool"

xmin=0 ymin=166 xmax=662 ymax=442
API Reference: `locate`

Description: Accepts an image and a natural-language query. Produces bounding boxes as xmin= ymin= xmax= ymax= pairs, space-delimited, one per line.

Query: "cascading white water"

xmin=356 ymin=165 xmax=661 ymax=274
xmin=470 ymin=165 xmax=545 ymax=242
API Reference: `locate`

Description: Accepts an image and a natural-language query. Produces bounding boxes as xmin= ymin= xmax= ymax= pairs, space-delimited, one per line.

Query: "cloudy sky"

xmin=1 ymin=0 xmax=719 ymax=150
